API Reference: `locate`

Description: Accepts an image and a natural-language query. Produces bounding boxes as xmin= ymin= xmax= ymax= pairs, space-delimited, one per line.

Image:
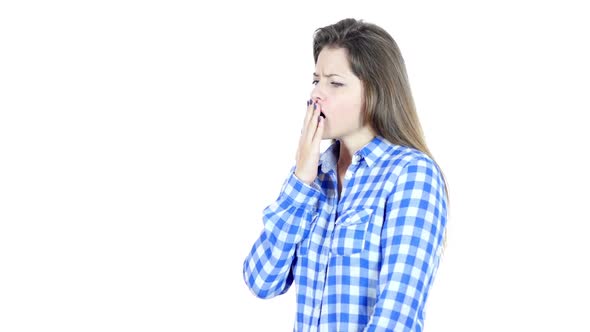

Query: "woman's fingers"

xmin=300 ymin=99 xmax=323 ymax=145
xmin=304 ymin=102 xmax=321 ymax=142
xmin=295 ymin=99 xmax=322 ymax=184
xmin=312 ymin=113 xmax=324 ymax=145
xmin=301 ymin=100 xmax=313 ymax=132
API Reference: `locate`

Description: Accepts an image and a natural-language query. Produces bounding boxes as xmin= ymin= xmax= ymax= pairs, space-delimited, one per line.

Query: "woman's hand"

xmin=294 ymin=99 xmax=325 ymax=185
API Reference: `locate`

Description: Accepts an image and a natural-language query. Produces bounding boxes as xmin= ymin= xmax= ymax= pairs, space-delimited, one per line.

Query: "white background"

xmin=1 ymin=1 xmax=589 ymax=331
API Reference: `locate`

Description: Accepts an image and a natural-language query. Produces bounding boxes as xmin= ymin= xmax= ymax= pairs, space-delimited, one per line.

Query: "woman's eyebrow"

xmin=313 ymin=73 xmax=344 ymax=78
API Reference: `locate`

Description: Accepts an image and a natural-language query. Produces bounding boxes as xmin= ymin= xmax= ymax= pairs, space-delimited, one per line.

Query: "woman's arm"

xmin=364 ymin=157 xmax=448 ymax=331
xmin=243 ymin=167 xmax=323 ymax=299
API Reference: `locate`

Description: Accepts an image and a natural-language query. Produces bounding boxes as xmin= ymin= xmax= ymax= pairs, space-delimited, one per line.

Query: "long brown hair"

xmin=313 ymin=18 xmax=449 ymax=245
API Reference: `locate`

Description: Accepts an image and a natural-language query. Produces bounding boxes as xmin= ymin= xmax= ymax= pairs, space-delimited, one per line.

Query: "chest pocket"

xmin=331 ymin=207 xmax=374 ymax=256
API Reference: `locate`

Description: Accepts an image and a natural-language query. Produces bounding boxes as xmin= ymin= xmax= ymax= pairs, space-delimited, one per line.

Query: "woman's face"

xmin=311 ymin=47 xmax=365 ymax=140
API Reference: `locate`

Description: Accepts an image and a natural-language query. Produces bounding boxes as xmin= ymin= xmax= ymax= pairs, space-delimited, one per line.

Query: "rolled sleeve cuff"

xmin=282 ymin=171 xmax=323 ymax=210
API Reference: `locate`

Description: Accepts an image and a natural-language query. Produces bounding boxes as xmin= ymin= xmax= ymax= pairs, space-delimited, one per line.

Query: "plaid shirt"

xmin=243 ymin=135 xmax=448 ymax=331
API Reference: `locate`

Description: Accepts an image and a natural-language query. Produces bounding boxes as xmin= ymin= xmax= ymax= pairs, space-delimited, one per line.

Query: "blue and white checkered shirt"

xmin=243 ymin=135 xmax=448 ymax=331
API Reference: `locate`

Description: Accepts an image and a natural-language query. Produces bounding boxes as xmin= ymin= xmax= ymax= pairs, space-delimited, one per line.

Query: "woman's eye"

xmin=311 ymin=80 xmax=343 ymax=87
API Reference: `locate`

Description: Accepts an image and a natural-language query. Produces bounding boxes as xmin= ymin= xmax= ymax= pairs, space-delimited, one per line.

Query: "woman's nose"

xmin=309 ymin=97 xmax=322 ymax=109
xmin=310 ymin=92 xmax=323 ymax=104
xmin=311 ymin=84 xmax=325 ymax=102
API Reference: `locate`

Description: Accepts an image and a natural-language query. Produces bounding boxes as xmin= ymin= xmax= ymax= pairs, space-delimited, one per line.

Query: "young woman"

xmin=243 ymin=18 xmax=448 ymax=332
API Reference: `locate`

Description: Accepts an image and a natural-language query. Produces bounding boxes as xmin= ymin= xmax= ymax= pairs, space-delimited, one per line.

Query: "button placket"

xmin=345 ymin=154 xmax=361 ymax=179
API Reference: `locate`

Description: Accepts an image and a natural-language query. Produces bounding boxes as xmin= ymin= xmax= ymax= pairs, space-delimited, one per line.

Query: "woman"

xmin=243 ymin=18 xmax=448 ymax=332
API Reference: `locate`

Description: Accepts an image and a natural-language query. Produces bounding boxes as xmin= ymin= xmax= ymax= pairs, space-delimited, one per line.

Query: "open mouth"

xmin=320 ymin=111 xmax=326 ymax=118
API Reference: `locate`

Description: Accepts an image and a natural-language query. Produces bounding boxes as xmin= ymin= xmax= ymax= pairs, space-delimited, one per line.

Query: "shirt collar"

xmin=319 ymin=135 xmax=391 ymax=173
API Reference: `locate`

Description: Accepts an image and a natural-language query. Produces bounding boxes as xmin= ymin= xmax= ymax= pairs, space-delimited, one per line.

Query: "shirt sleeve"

xmin=243 ymin=166 xmax=323 ymax=299
xmin=364 ymin=157 xmax=448 ymax=331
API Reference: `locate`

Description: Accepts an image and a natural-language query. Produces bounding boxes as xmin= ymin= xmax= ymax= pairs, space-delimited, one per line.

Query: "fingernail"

xmin=313 ymin=103 xmax=317 ymax=110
